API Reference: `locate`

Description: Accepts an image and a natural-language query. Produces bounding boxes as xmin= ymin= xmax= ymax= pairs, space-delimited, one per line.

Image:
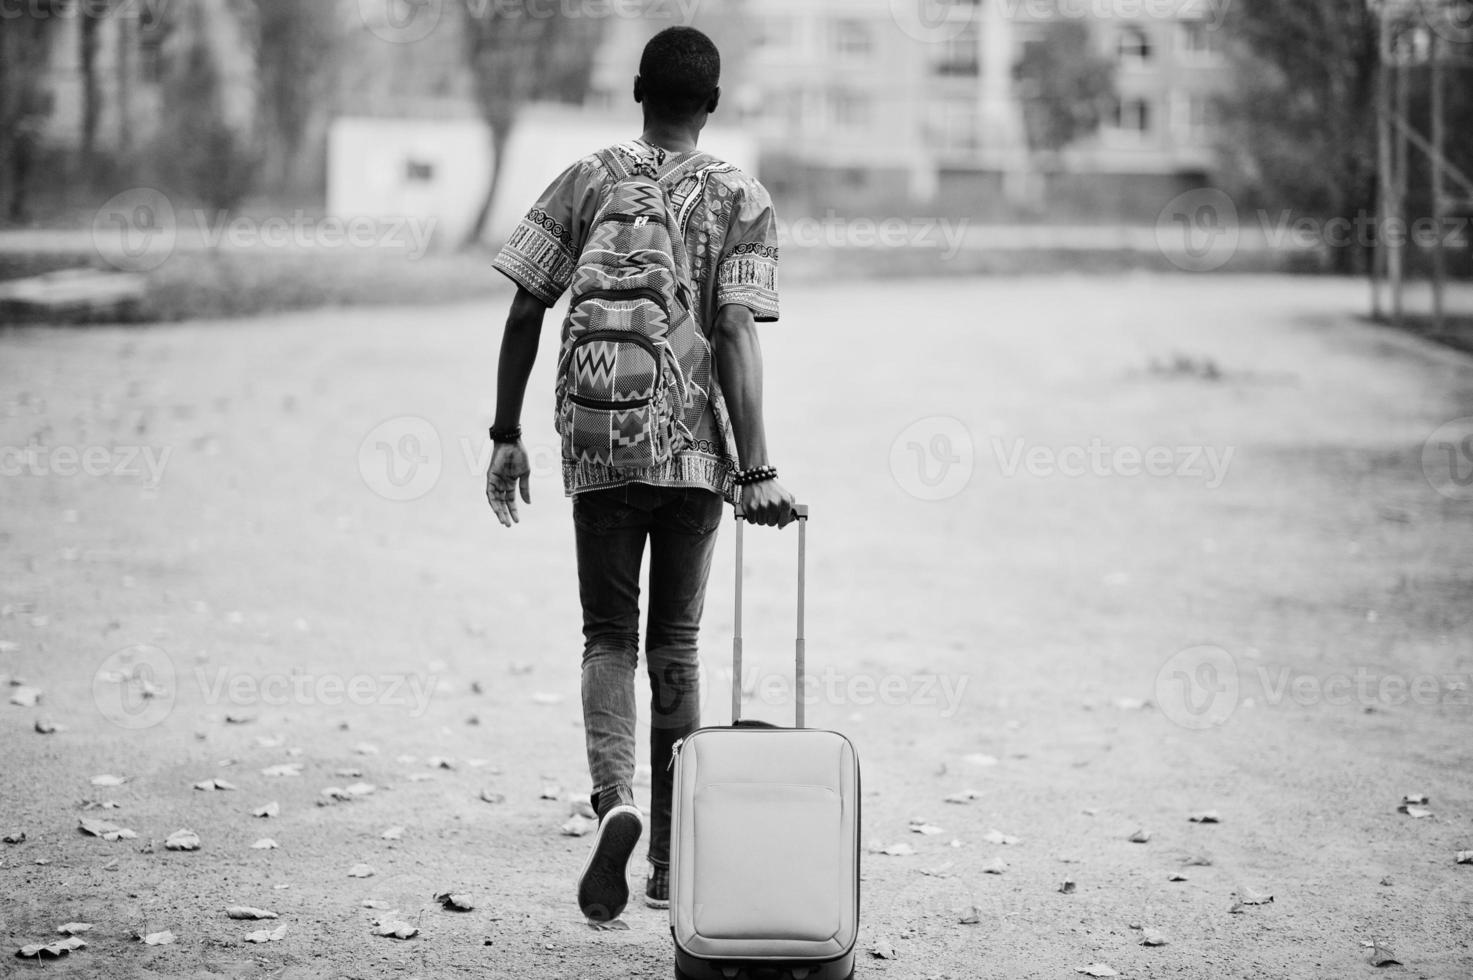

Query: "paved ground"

xmin=1 ymin=274 xmax=1471 ymax=979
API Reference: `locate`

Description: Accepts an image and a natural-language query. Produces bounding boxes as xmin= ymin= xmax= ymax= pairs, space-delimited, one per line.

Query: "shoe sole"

xmin=644 ymin=893 xmax=669 ymax=909
xmin=577 ymin=805 xmax=642 ymax=922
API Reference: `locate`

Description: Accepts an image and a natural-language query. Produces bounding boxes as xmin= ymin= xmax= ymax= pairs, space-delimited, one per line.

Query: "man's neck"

xmin=639 ymin=117 xmax=702 ymax=155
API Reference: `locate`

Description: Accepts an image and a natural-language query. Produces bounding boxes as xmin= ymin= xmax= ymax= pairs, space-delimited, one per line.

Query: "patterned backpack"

xmin=555 ymin=147 xmax=710 ymax=472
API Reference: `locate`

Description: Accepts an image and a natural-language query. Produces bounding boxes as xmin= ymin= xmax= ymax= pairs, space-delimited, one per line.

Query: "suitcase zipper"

xmin=667 ymin=738 xmax=683 ymax=771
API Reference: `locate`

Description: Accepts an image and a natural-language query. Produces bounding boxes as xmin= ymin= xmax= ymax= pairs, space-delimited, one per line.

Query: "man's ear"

xmin=633 ymin=75 xmax=644 ymax=104
xmin=706 ymin=86 xmax=721 ymax=114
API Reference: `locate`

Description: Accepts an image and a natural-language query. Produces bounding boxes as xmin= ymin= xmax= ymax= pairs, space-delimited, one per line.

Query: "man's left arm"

xmin=486 ymin=286 xmax=550 ymax=527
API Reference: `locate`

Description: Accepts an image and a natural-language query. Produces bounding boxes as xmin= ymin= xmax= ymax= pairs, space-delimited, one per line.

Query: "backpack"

xmin=554 ymin=147 xmax=710 ymax=472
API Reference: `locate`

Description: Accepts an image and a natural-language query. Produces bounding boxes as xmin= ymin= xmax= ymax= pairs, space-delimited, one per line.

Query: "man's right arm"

xmin=713 ymin=301 xmax=796 ymax=528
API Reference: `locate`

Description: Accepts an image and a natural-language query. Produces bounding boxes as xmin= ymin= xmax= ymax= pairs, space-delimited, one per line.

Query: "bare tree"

xmin=253 ymin=0 xmax=339 ymax=193
xmin=1013 ymin=20 xmax=1117 ymax=158
xmin=0 ymin=3 xmax=63 ymax=221
xmin=460 ymin=4 xmax=603 ymax=247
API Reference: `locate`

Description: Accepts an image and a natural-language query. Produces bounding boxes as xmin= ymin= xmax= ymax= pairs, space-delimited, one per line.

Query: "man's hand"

xmin=486 ymin=441 xmax=531 ymax=527
xmin=741 ymin=479 xmax=797 ymax=528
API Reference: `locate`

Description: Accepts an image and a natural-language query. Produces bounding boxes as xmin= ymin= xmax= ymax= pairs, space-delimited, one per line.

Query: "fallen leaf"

xmin=959 ymin=905 xmax=982 ymax=925
xmin=3 ymin=831 xmax=25 ymax=844
xmin=539 ymin=783 xmax=561 ymax=801
xmin=1366 ymin=942 xmax=1401 ymax=967
xmin=252 ymin=801 xmax=280 ymax=818
xmin=346 ymin=782 xmax=376 ymax=797
xmin=479 ymin=789 xmax=506 ymax=804
xmin=90 ymin=774 xmax=128 ymax=787
xmin=910 ymin=823 xmax=945 ymax=836
xmin=333 ymin=768 xmax=363 ymax=778
xmin=407 ymin=773 xmax=434 ymax=783
xmin=870 ymin=939 xmax=896 ymax=959
xmin=253 ymin=735 xmax=284 ymax=749
xmin=361 ymin=900 xmax=390 ymax=909
xmin=1141 ymin=928 xmax=1169 ymax=946
xmin=1398 ymin=804 xmax=1433 ymax=819
xmin=164 ymin=829 xmax=201 ymax=851
xmin=381 ymin=826 xmax=405 ymax=841
xmin=963 ymin=753 xmax=998 ymax=767
xmin=1075 ymin=964 xmax=1119 ymax=978
xmin=260 ymin=764 xmax=302 ymax=778
xmin=370 ymin=919 xmax=417 ymax=939
xmin=983 ymin=829 xmax=1020 ymax=846
xmin=1455 ymin=851 xmax=1472 ymax=864
xmin=320 ymin=787 xmax=353 ymax=802
xmin=981 ymin=858 xmax=1008 ymax=875
xmin=918 ymin=863 xmax=953 ymax=877
xmin=1188 ymin=811 xmax=1221 ymax=824
xmin=244 ymin=924 xmax=287 ymax=944
xmin=9 ymin=685 xmax=41 ymax=707
xmin=250 ymin=838 xmax=278 ymax=850
xmin=80 ymin=799 xmax=121 ymax=810
xmin=435 ymin=891 xmax=474 ymax=911
xmin=226 ymin=906 xmax=277 ymax=920
xmin=56 ymin=924 xmax=92 ymax=935
xmin=1183 ymin=853 xmax=1213 ymax=867
xmin=347 ymin=863 xmax=376 ymax=878
xmin=531 ymin=692 xmax=563 ymax=705
xmin=1128 ymin=829 xmax=1152 ymax=843
xmin=1112 ymin=697 xmax=1148 ymax=711
xmin=1401 ymin=793 xmax=1429 ymax=806
xmin=16 ymin=936 xmax=85 ymax=959
xmin=1059 ymin=878 xmax=1076 ymax=894
xmin=34 ymin=717 xmax=63 ymax=734
xmin=193 ymin=778 xmax=237 ymax=792
xmin=876 ymin=842 xmax=915 ymax=857
xmin=427 ymin=756 xmax=454 ymax=770
xmin=569 ymin=799 xmax=596 ymax=820
xmin=587 ymin=918 xmax=629 ymax=931
xmin=224 ymin=713 xmax=255 ymax=725
xmin=1167 ymin=872 xmax=1189 ymax=882
xmin=943 ymin=789 xmax=982 ymax=804
xmin=138 ymin=930 xmax=175 ymax=946
xmin=78 ymin=817 xmax=137 ymax=841
xmin=560 ymin=815 xmax=596 ymax=837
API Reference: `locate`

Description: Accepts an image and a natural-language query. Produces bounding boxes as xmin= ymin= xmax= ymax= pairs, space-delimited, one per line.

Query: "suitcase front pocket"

xmin=691 ymin=782 xmax=845 ymax=943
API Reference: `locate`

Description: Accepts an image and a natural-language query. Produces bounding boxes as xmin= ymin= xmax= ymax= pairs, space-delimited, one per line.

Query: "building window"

xmin=935 ymin=28 xmax=980 ymax=76
xmin=1172 ymin=93 xmax=1218 ymax=142
xmin=834 ymin=19 xmax=872 ymax=59
xmin=1117 ymin=25 xmax=1152 ymax=66
xmin=1112 ymin=97 xmax=1153 ymax=135
xmin=830 ymin=91 xmax=871 ymax=130
xmin=1178 ymin=21 xmax=1219 ymax=61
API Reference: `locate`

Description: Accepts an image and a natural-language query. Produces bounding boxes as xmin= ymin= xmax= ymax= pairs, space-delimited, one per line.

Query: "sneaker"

xmin=577 ymin=796 xmax=642 ymax=922
xmin=644 ymin=864 xmax=669 ymax=909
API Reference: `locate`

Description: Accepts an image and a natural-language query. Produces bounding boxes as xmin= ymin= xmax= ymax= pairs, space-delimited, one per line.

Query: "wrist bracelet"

xmin=733 ymin=464 xmax=778 ymax=486
xmin=488 ymin=424 xmax=522 ymax=444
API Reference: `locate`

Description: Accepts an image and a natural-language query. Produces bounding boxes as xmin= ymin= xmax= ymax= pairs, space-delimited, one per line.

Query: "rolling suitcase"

xmin=669 ymin=504 xmax=862 ymax=980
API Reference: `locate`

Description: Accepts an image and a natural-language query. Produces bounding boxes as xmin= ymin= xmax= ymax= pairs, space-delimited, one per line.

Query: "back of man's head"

xmin=638 ymin=26 xmax=721 ymax=120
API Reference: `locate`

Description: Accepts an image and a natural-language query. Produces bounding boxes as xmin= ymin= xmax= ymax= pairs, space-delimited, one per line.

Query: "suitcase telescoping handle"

xmin=731 ymin=503 xmax=810 ymax=727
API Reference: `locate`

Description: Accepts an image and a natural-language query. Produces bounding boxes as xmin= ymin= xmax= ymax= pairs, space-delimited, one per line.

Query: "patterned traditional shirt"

xmin=493 ymin=138 xmax=780 ymax=502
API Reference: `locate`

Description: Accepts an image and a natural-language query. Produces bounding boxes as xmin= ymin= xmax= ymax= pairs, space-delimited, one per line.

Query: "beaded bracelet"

xmin=733 ymin=464 xmax=778 ymax=486
xmin=488 ymin=424 xmax=523 ymax=444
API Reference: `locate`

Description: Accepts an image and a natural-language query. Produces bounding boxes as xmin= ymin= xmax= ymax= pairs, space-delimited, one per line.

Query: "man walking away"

xmin=484 ymin=26 xmax=796 ymax=922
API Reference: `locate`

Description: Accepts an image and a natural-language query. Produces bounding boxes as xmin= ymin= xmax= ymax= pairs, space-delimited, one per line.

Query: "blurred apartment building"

xmin=592 ymin=0 xmax=1230 ymax=221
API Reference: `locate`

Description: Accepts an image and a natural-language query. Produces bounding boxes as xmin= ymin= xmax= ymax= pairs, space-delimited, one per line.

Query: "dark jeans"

xmin=574 ymin=483 xmax=724 ymax=869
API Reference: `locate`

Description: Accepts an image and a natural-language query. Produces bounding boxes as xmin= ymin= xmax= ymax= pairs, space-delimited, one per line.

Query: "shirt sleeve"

xmin=715 ymin=177 xmax=780 ymax=322
xmin=492 ymin=158 xmax=601 ymax=306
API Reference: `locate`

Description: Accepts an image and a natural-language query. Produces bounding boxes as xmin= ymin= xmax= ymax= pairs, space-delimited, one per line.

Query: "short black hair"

xmin=638 ymin=26 xmax=720 ymax=119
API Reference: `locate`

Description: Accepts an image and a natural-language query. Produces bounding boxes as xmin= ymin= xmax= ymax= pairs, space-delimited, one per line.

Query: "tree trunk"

xmin=463 ymin=119 xmax=512 ymax=250
xmin=80 ymin=11 xmax=101 ymax=185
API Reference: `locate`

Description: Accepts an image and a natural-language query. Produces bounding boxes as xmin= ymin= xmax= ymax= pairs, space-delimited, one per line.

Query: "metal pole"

xmin=1374 ymin=3 xmax=1392 ymax=322
xmin=1430 ymin=29 xmax=1447 ymax=335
